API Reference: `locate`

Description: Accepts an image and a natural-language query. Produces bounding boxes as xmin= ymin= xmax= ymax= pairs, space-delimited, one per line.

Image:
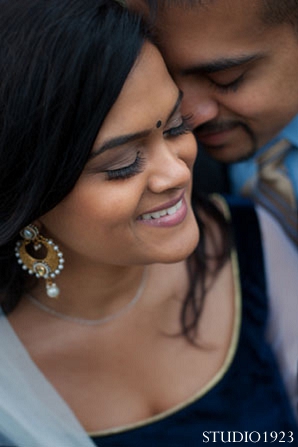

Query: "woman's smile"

xmin=138 ymin=191 xmax=188 ymax=227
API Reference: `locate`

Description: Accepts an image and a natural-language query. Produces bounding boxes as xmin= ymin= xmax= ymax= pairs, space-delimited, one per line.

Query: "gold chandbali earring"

xmin=15 ymin=224 xmax=64 ymax=298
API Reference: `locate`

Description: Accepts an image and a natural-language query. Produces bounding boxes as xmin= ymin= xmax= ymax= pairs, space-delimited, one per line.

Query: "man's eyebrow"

xmin=180 ymin=54 xmax=264 ymax=75
xmin=90 ymin=90 xmax=183 ymax=159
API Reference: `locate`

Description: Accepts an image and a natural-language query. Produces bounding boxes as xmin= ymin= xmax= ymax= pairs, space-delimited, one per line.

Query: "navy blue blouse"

xmin=90 ymin=197 xmax=298 ymax=446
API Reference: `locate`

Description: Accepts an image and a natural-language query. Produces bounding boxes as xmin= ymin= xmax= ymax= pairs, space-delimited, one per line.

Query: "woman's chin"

xmin=155 ymin=223 xmax=200 ymax=265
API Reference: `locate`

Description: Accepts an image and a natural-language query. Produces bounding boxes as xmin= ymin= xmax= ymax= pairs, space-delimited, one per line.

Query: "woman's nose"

xmin=147 ymin=139 xmax=195 ymax=194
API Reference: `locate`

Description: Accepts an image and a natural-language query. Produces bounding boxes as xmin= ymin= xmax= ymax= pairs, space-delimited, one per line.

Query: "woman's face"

xmin=40 ymin=43 xmax=199 ymax=269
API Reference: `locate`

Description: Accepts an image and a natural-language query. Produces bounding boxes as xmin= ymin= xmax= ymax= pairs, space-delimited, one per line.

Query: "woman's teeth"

xmin=141 ymin=199 xmax=183 ymax=220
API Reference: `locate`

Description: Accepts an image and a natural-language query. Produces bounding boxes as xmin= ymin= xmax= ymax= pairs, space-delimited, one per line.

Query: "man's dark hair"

xmin=261 ymin=0 xmax=298 ymax=29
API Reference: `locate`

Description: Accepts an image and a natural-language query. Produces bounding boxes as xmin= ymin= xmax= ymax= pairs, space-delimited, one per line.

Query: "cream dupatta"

xmin=0 ymin=310 xmax=95 ymax=447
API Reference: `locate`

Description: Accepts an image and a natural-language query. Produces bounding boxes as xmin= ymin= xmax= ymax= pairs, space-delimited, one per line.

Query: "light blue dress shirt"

xmin=229 ymin=114 xmax=298 ymax=202
xmin=228 ymin=117 xmax=298 ymax=416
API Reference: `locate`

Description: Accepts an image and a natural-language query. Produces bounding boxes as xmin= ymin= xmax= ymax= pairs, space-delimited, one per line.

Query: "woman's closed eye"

xmin=91 ymin=111 xmax=193 ymax=181
xmin=104 ymin=115 xmax=192 ymax=180
xmin=105 ymin=151 xmax=146 ymax=181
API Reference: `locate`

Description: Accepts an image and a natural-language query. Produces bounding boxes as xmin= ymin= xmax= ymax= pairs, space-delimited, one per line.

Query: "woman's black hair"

xmin=184 ymin=191 xmax=232 ymax=344
xmin=0 ymin=0 xmax=146 ymax=310
xmin=0 ymin=0 xmax=231 ymax=343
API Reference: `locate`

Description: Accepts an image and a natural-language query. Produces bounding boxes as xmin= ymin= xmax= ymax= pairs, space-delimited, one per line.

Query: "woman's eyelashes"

xmin=105 ymin=151 xmax=145 ymax=181
xmin=163 ymin=114 xmax=193 ymax=137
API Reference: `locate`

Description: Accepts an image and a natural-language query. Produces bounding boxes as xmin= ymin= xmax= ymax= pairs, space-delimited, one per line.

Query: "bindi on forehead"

xmin=156 ymin=120 xmax=162 ymax=128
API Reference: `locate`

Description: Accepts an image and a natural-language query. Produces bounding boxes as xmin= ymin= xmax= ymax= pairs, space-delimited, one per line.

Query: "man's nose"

xmin=180 ymin=82 xmax=219 ymax=128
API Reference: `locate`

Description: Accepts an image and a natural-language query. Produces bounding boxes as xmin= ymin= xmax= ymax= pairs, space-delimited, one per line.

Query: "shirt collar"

xmin=257 ymin=114 xmax=298 ymax=156
xmin=280 ymin=114 xmax=298 ymax=146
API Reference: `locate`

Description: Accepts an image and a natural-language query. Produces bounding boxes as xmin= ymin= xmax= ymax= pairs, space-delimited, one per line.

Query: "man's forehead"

xmin=155 ymin=0 xmax=264 ymax=40
xmin=126 ymin=0 xmax=211 ymax=16
xmin=127 ymin=0 xmax=254 ymax=12
xmin=157 ymin=0 xmax=262 ymax=15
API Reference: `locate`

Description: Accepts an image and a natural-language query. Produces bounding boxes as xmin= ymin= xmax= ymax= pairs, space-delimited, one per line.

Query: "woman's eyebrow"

xmin=90 ymin=129 xmax=151 ymax=159
xmin=90 ymin=90 xmax=184 ymax=159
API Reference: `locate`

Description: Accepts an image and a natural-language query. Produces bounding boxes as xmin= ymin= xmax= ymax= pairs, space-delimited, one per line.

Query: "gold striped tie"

xmin=242 ymin=139 xmax=298 ymax=246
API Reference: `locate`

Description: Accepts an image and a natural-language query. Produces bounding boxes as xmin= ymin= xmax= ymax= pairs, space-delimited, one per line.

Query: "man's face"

xmin=150 ymin=0 xmax=298 ymax=162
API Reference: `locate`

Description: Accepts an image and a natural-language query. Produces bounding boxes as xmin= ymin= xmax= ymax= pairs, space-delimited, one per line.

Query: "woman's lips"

xmin=138 ymin=195 xmax=188 ymax=227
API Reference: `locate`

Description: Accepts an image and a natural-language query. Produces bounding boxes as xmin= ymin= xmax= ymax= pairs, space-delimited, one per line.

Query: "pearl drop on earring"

xmin=46 ymin=282 xmax=60 ymax=298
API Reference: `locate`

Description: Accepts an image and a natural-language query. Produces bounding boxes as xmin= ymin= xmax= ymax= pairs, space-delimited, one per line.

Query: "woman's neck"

xmin=29 ymin=263 xmax=148 ymax=321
